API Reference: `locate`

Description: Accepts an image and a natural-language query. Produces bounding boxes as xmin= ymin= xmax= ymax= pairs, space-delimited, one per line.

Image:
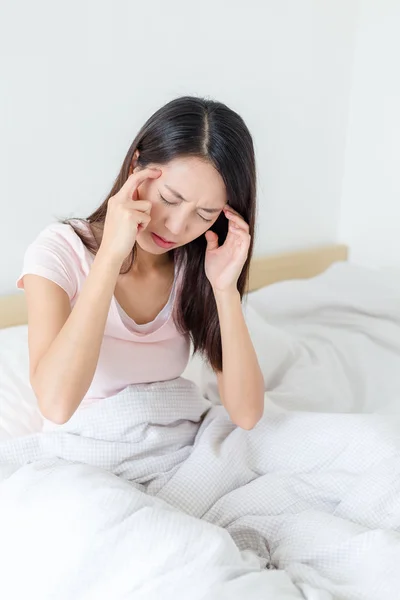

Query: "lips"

xmin=154 ymin=234 xmax=174 ymax=243
xmin=151 ymin=232 xmax=176 ymax=249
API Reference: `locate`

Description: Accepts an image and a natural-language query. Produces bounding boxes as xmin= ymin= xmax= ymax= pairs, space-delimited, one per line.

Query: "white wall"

xmin=339 ymin=0 xmax=400 ymax=268
xmin=0 ymin=0 xmax=358 ymax=294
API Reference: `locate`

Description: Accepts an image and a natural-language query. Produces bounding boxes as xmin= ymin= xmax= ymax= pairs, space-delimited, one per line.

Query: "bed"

xmin=0 ymin=244 xmax=348 ymax=436
xmin=2 ymin=244 xmax=400 ymax=600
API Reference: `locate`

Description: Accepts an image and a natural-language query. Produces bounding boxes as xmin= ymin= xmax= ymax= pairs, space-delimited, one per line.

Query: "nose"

xmin=164 ymin=208 xmax=188 ymax=237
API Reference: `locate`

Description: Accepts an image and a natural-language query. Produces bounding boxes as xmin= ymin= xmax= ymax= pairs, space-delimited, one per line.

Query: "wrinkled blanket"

xmin=1 ymin=263 xmax=400 ymax=600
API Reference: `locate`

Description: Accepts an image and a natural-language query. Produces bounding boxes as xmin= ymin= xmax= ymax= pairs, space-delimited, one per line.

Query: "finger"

xmin=137 ymin=212 xmax=151 ymax=232
xmin=228 ymin=224 xmax=251 ymax=246
xmin=226 ymin=213 xmax=249 ymax=231
xmin=131 ymin=167 xmax=162 ymax=191
xmin=205 ymin=230 xmax=219 ymax=251
xmin=224 ymin=207 xmax=249 ymax=231
xmin=223 ymin=204 xmax=242 ymax=217
xmin=228 ymin=220 xmax=249 ymax=237
xmin=224 ymin=231 xmax=236 ymax=252
xmin=128 ymin=200 xmax=152 ymax=214
xmin=122 ymin=168 xmax=162 ymax=197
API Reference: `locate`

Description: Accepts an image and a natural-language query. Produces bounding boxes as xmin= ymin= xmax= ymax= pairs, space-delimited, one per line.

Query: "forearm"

xmin=33 ymin=249 xmax=121 ymax=423
xmin=215 ymin=290 xmax=264 ymax=429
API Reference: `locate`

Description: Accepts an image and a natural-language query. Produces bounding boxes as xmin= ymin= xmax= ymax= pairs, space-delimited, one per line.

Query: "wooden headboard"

xmin=0 ymin=244 xmax=348 ymax=329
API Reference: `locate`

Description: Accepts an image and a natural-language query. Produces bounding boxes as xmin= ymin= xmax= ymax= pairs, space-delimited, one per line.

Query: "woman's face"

xmin=135 ymin=156 xmax=227 ymax=254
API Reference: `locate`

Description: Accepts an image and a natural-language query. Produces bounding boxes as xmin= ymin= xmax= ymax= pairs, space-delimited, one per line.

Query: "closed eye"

xmin=159 ymin=194 xmax=213 ymax=223
xmin=197 ymin=213 xmax=213 ymax=223
xmin=159 ymin=194 xmax=176 ymax=206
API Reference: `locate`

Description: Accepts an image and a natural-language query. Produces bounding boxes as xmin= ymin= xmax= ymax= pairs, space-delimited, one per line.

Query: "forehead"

xmin=158 ymin=157 xmax=227 ymax=207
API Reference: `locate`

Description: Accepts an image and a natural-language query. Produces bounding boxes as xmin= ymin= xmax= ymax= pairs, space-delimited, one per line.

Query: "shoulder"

xmin=17 ymin=220 xmax=93 ymax=300
xmin=25 ymin=220 xmax=93 ymax=264
xmin=35 ymin=220 xmax=90 ymax=250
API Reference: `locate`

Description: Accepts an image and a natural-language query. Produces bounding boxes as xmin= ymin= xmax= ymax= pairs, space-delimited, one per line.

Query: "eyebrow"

xmin=164 ymin=185 xmax=222 ymax=213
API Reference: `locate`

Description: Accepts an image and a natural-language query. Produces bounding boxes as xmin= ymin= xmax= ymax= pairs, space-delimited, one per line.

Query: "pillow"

xmin=194 ymin=300 xmax=299 ymax=406
xmin=0 ymin=326 xmax=43 ymax=439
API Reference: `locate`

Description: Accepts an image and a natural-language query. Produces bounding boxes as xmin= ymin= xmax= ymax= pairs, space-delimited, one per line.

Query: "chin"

xmin=136 ymin=231 xmax=171 ymax=254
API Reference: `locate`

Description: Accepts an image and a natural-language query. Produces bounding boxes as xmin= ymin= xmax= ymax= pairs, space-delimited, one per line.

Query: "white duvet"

xmin=1 ymin=263 xmax=400 ymax=600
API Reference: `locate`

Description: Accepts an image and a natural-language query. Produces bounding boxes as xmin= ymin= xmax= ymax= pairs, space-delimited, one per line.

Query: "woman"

xmin=18 ymin=96 xmax=264 ymax=429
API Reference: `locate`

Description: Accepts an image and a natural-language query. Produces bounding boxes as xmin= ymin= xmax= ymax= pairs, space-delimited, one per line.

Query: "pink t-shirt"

xmin=17 ymin=221 xmax=191 ymax=408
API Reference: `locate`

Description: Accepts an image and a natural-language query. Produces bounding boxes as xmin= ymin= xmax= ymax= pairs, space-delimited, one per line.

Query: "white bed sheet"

xmin=1 ymin=261 xmax=400 ymax=437
xmin=1 ymin=262 xmax=400 ymax=600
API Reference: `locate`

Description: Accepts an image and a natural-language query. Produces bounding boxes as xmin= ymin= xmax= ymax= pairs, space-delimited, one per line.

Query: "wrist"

xmin=213 ymin=287 xmax=241 ymax=306
xmin=95 ymin=246 xmax=124 ymax=273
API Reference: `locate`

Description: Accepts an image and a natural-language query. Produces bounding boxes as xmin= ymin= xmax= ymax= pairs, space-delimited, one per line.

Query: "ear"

xmin=129 ymin=150 xmax=140 ymax=175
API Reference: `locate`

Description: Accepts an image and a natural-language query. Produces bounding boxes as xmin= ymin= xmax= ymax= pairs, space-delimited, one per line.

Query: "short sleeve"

xmin=16 ymin=223 xmax=80 ymax=301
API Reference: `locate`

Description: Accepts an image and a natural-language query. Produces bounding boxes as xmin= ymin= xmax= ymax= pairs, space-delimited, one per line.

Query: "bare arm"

xmin=205 ymin=205 xmax=264 ymax=430
xmin=215 ymin=290 xmax=264 ymax=430
xmin=24 ymin=249 xmax=121 ymax=424
xmin=24 ymin=167 xmax=160 ymax=424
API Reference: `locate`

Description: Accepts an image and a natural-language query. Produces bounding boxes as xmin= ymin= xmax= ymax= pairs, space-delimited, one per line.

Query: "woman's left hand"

xmin=205 ymin=206 xmax=251 ymax=293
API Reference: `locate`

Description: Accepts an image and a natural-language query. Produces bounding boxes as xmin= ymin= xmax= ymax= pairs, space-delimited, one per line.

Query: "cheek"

xmin=200 ymin=221 xmax=213 ymax=233
xmin=204 ymin=215 xmax=220 ymax=231
xmin=137 ymin=182 xmax=163 ymax=219
xmin=188 ymin=219 xmax=214 ymax=240
xmin=148 ymin=202 xmax=165 ymax=222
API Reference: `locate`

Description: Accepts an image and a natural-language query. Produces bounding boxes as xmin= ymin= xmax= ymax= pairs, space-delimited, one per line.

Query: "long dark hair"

xmin=68 ymin=96 xmax=256 ymax=371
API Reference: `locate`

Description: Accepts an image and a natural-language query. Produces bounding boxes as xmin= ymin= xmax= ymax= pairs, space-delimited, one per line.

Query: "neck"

xmin=132 ymin=244 xmax=172 ymax=273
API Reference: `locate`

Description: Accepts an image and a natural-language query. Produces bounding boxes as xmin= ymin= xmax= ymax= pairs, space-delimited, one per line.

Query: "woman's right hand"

xmin=100 ymin=167 xmax=161 ymax=263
